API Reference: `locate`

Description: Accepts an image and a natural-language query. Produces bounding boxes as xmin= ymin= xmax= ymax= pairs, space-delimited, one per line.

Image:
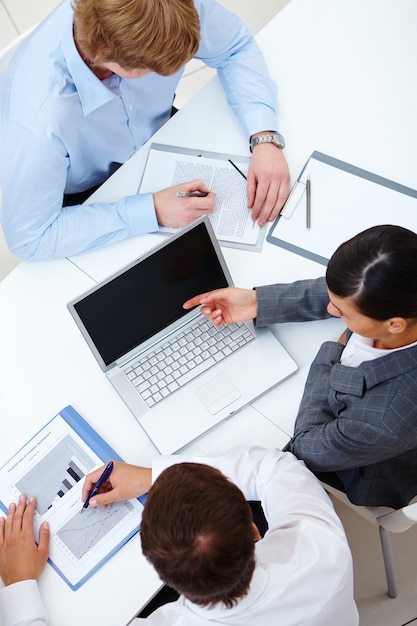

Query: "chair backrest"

xmin=0 ymin=27 xmax=35 ymax=74
xmin=0 ymin=30 xmax=34 ymax=279
xmin=377 ymin=501 xmax=417 ymax=533
xmin=323 ymin=481 xmax=417 ymax=532
xmin=322 ymin=481 xmax=392 ymax=524
xmin=322 ymin=480 xmax=417 ymax=598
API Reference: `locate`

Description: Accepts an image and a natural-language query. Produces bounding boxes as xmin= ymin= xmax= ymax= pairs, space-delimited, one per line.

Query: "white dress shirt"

xmin=0 ymin=447 xmax=358 ymax=625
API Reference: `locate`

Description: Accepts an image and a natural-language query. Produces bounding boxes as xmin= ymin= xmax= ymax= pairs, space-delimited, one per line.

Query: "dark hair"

xmin=326 ymin=225 xmax=417 ymax=320
xmin=140 ymin=462 xmax=255 ymax=608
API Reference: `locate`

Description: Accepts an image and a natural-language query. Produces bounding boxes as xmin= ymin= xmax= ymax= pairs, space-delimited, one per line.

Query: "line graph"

xmin=57 ymin=501 xmax=135 ymax=559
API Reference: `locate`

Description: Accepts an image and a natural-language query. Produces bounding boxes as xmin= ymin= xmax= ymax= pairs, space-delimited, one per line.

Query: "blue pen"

xmin=81 ymin=461 xmax=114 ymax=513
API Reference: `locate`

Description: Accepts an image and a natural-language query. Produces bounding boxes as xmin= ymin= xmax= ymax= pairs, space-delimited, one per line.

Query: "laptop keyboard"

xmin=124 ymin=317 xmax=254 ymax=408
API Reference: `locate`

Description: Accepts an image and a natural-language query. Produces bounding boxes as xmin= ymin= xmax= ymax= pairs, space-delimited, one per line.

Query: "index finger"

xmin=179 ymin=179 xmax=211 ymax=194
xmin=255 ymin=186 xmax=280 ymax=225
xmin=81 ymin=466 xmax=109 ymax=503
xmin=183 ymin=292 xmax=210 ymax=310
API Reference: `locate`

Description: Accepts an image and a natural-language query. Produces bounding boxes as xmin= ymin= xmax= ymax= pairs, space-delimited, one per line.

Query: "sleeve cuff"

xmin=0 ymin=580 xmax=47 ymax=625
xmin=123 ymin=192 xmax=159 ymax=235
xmin=243 ymin=110 xmax=279 ymax=142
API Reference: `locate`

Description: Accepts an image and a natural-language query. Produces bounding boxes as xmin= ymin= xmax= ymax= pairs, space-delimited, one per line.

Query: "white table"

xmin=1 ymin=0 xmax=416 ymax=623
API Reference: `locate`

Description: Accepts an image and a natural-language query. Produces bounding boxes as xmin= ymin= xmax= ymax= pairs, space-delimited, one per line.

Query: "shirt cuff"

xmin=243 ymin=110 xmax=280 ymax=142
xmin=123 ymin=192 xmax=159 ymax=235
xmin=0 ymin=580 xmax=47 ymax=626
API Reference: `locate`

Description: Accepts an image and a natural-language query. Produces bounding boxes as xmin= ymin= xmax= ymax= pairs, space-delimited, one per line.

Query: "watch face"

xmin=271 ymin=133 xmax=285 ymax=148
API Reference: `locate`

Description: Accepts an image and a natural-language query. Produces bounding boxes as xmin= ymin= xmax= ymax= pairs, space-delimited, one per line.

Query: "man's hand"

xmin=247 ymin=142 xmax=290 ymax=226
xmin=154 ymin=180 xmax=215 ymax=228
xmin=183 ymin=287 xmax=257 ymax=325
xmin=0 ymin=495 xmax=49 ymax=586
xmin=82 ymin=461 xmax=152 ymax=509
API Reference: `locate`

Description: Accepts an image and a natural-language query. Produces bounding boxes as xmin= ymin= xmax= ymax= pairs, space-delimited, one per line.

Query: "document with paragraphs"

xmin=0 ymin=406 xmax=144 ymax=590
xmin=138 ymin=143 xmax=265 ymax=251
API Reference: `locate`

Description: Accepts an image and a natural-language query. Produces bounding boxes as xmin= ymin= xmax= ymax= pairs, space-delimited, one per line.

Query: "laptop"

xmin=67 ymin=217 xmax=298 ymax=453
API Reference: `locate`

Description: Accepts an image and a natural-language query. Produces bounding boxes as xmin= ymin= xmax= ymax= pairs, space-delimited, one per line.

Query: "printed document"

xmin=139 ymin=144 xmax=264 ymax=250
xmin=0 ymin=406 xmax=143 ymax=590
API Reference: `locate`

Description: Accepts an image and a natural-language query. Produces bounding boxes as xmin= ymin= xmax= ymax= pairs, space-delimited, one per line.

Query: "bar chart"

xmin=16 ymin=434 xmax=95 ymax=515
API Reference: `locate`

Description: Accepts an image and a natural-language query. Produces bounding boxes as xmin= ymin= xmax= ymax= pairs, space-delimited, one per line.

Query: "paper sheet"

xmin=139 ymin=144 xmax=264 ymax=250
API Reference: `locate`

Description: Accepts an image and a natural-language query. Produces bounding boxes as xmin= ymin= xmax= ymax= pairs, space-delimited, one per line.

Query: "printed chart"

xmin=57 ymin=501 xmax=134 ymax=559
xmin=16 ymin=434 xmax=95 ymax=515
xmin=0 ymin=406 xmax=144 ymax=589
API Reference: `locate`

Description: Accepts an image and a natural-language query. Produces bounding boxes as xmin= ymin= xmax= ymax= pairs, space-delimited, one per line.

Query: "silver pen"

xmin=306 ymin=177 xmax=311 ymax=230
xmin=175 ymin=191 xmax=209 ymax=198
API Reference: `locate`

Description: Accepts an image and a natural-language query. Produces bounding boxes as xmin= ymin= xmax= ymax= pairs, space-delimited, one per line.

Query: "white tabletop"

xmin=1 ymin=0 xmax=416 ymax=623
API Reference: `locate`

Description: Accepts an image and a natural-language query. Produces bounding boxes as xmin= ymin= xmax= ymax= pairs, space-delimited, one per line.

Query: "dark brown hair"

xmin=326 ymin=225 xmax=417 ymax=320
xmin=140 ymin=462 xmax=255 ymax=608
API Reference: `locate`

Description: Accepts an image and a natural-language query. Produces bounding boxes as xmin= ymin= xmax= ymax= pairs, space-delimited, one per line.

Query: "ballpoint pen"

xmin=175 ymin=191 xmax=209 ymax=197
xmin=306 ymin=177 xmax=311 ymax=230
xmin=80 ymin=461 xmax=114 ymax=513
xmin=228 ymin=159 xmax=247 ymax=180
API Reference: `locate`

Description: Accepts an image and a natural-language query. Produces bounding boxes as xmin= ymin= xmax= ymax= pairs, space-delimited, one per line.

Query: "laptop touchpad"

xmin=196 ymin=373 xmax=241 ymax=415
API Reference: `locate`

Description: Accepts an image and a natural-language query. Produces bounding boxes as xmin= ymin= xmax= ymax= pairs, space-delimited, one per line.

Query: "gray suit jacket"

xmin=255 ymin=277 xmax=417 ymax=508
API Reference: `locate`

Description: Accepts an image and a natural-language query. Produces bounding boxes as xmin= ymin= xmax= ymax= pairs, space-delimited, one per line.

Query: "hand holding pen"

xmin=81 ymin=461 xmax=152 ymax=510
xmin=153 ymin=179 xmax=215 ymax=228
xmin=176 ymin=191 xmax=208 ymax=198
xmin=81 ymin=461 xmax=114 ymax=513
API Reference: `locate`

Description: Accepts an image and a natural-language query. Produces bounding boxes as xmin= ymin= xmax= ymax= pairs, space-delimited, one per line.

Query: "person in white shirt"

xmin=0 ymin=446 xmax=358 ymax=625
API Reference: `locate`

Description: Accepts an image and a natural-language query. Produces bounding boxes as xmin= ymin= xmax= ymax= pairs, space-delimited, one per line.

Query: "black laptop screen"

xmin=73 ymin=222 xmax=229 ymax=366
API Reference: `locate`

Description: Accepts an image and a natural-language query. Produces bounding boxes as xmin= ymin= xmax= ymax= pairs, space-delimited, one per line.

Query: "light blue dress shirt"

xmin=0 ymin=0 xmax=278 ymax=260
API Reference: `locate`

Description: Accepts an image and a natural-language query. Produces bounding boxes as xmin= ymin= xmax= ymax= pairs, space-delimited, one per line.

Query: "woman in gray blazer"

xmin=184 ymin=225 xmax=417 ymax=509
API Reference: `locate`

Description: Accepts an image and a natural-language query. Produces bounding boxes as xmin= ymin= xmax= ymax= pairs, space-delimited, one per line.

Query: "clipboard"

xmin=138 ymin=143 xmax=266 ymax=252
xmin=0 ymin=405 xmax=145 ymax=590
xmin=267 ymin=151 xmax=417 ymax=265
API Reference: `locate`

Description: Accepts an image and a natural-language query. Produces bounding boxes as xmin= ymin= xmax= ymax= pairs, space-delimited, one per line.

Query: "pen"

xmin=80 ymin=461 xmax=113 ymax=513
xmin=228 ymin=159 xmax=247 ymax=180
xmin=306 ymin=177 xmax=311 ymax=230
xmin=176 ymin=191 xmax=209 ymax=198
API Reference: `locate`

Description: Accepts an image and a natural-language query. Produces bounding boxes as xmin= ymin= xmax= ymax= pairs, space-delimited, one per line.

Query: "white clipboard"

xmin=267 ymin=151 xmax=417 ymax=265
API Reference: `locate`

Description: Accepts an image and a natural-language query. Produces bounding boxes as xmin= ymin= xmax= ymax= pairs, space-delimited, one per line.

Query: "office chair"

xmin=0 ymin=27 xmax=35 ymax=73
xmin=323 ymin=482 xmax=417 ymax=598
xmin=0 ymin=28 xmax=35 ymax=280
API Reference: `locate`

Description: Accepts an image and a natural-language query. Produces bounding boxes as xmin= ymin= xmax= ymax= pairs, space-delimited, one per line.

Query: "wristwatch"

xmin=250 ymin=132 xmax=285 ymax=152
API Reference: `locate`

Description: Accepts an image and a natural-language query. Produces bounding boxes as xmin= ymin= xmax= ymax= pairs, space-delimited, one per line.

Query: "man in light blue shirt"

xmin=0 ymin=0 xmax=289 ymax=260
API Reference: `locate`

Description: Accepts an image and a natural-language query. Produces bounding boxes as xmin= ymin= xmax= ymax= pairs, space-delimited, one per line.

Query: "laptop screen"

xmin=72 ymin=221 xmax=230 ymax=366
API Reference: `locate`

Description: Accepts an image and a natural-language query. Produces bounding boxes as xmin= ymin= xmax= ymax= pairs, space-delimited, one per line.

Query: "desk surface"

xmin=1 ymin=0 xmax=416 ymax=624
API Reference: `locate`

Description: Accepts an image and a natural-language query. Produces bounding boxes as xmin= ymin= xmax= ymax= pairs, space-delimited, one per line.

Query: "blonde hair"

xmin=73 ymin=0 xmax=200 ymax=75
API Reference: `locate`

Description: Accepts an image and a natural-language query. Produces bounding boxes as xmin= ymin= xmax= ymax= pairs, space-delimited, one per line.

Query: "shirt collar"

xmin=61 ymin=15 xmax=119 ymax=116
